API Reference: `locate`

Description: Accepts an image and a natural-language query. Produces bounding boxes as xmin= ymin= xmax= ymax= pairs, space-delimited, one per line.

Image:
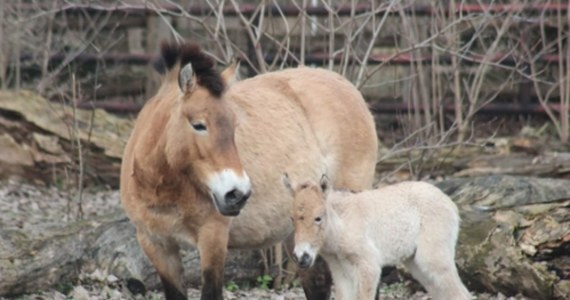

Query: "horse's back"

xmin=356 ymin=182 xmax=460 ymax=251
xmin=226 ymin=67 xmax=378 ymax=248
xmin=236 ymin=67 xmax=377 ymax=187
xmin=275 ymin=68 xmax=377 ymax=189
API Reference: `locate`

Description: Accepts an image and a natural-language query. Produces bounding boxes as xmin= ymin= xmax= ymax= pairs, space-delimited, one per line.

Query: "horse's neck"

xmin=133 ymin=114 xmax=187 ymax=183
xmin=322 ymin=197 xmax=346 ymax=253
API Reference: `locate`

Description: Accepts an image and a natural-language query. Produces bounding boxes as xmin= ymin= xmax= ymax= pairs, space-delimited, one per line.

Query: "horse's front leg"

xmin=285 ymin=235 xmax=332 ymax=300
xmin=197 ymin=215 xmax=231 ymax=300
xmin=137 ymin=230 xmax=187 ymax=300
xmin=299 ymin=255 xmax=333 ymax=300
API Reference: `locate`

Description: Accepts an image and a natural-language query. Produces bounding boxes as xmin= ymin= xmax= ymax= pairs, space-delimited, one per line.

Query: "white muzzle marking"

xmin=207 ymin=169 xmax=251 ymax=212
xmin=293 ymin=242 xmax=317 ymax=267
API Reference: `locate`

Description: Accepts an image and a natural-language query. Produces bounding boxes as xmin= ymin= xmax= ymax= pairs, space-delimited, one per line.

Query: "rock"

xmin=436 ymin=175 xmax=570 ymax=300
xmin=71 ymin=286 xmax=90 ymax=300
xmin=0 ymin=90 xmax=134 ymax=187
xmin=0 ymin=212 xmax=263 ymax=297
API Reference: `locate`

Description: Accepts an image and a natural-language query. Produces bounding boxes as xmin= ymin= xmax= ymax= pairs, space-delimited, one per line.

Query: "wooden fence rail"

xmin=9 ymin=2 xmax=570 ymax=116
xmin=47 ymin=2 xmax=570 ymax=17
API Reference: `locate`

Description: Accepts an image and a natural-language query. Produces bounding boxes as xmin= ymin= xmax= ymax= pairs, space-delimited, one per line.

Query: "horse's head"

xmin=283 ymin=174 xmax=330 ymax=268
xmin=163 ymin=42 xmax=251 ymax=216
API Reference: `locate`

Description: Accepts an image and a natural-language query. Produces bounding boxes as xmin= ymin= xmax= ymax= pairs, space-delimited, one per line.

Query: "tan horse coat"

xmin=226 ymin=67 xmax=378 ymax=248
xmin=121 ymin=42 xmax=377 ymax=299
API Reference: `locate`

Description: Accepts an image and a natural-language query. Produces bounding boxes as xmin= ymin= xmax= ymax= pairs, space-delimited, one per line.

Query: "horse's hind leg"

xmin=197 ymin=216 xmax=231 ymax=300
xmin=137 ymin=231 xmax=186 ymax=300
xmin=285 ymin=235 xmax=332 ymax=300
xmin=403 ymin=251 xmax=470 ymax=300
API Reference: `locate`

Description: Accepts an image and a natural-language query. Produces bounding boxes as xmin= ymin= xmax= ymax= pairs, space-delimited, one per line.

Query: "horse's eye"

xmin=191 ymin=122 xmax=207 ymax=132
xmin=314 ymin=217 xmax=322 ymax=224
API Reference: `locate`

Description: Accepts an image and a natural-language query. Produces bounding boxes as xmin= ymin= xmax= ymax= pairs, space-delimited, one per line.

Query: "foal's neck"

xmin=322 ymin=195 xmax=346 ymax=253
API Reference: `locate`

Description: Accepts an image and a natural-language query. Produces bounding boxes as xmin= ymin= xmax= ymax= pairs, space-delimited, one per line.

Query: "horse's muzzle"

xmin=294 ymin=252 xmax=313 ymax=269
xmin=214 ymin=188 xmax=251 ymax=216
xmin=209 ymin=169 xmax=252 ymax=216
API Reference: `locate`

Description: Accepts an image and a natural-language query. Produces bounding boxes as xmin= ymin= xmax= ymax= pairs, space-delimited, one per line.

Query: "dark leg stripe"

xmin=160 ymin=276 xmax=187 ymax=300
xmin=201 ymin=268 xmax=223 ymax=300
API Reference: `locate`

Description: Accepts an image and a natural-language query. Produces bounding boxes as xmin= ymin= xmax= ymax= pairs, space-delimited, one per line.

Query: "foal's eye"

xmin=191 ymin=122 xmax=207 ymax=132
xmin=314 ymin=217 xmax=322 ymax=224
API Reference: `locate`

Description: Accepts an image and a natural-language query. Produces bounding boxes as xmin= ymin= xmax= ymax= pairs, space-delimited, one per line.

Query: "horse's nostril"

xmin=225 ymin=189 xmax=249 ymax=206
xmin=225 ymin=189 xmax=239 ymax=203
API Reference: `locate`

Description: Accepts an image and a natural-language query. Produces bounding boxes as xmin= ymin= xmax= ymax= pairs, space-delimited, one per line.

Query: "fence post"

xmin=145 ymin=12 xmax=172 ymax=100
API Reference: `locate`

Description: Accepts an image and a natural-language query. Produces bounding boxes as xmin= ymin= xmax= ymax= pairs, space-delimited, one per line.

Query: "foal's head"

xmin=161 ymin=42 xmax=251 ymax=216
xmin=283 ymin=174 xmax=330 ymax=268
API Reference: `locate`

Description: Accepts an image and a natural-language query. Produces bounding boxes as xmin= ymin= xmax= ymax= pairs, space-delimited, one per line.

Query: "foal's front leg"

xmin=356 ymin=260 xmax=381 ymax=300
xmin=197 ymin=215 xmax=231 ymax=300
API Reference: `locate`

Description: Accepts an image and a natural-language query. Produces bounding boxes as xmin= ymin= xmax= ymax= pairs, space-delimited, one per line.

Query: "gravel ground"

xmin=0 ymin=179 xmax=533 ymax=300
xmin=0 ymin=179 xmax=122 ymax=230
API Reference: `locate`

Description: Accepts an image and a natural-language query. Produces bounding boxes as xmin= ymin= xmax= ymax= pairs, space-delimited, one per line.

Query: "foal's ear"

xmin=282 ymin=173 xmax=295 ymax=196
xmin=320 ymin=174 xmax=330 ymax=194
xmin=178 ymin=63 xmax=195 ymax=93
xmin=221 ymin=58 xmax=240 ymax=87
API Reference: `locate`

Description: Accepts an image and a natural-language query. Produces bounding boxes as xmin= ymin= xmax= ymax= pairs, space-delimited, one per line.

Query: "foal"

xmin=284 ymin=175 xmax=471 ymax=300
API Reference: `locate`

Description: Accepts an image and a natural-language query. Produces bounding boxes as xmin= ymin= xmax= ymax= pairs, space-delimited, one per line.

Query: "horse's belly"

xmin=228 ymin=215 xmax=292 ymax=249
xmin=227 ymin=190 xmax=294 ymax=248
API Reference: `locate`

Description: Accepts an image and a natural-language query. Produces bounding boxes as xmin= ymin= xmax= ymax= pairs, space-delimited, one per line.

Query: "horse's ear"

xmin=282 ymin=173 xmax=295 ymax=196
xmin=221 ymin=58 xmax=240 ymax=86
xmin=178 ymin=63 xmax=195 ymax=93
xmin=320 ymin=174 xmax=330 ymax=194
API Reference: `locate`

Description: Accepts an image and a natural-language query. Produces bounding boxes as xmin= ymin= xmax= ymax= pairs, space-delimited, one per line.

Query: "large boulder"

xmin=436 ymin=175 xmax=569 ymax=300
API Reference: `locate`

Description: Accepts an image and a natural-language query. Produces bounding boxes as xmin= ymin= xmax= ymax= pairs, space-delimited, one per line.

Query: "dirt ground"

xmin=0 ymin=180 xmax=534 ymax=300
xmin=1 ymin=282 xmax=533 ymax=300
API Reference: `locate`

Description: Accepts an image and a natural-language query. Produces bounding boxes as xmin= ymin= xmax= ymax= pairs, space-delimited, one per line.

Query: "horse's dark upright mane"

xmin=155 ymin=41 xmax=225 ymax=97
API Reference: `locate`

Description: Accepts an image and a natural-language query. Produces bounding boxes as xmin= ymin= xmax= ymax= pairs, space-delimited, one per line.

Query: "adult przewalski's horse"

xmin=120 ymin=41 xmax=378 ymax=300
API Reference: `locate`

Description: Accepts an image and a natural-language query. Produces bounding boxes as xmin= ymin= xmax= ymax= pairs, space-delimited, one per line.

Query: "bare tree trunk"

xmin=557 ymin=3 xmax=569 ymax=143
xmin=0 ymin=0 xmax=5 ymax=89
xmin=450 ymin=0 xmax=464 ymax=142
xmin=14 ymin=0 xmax=21 ymax=90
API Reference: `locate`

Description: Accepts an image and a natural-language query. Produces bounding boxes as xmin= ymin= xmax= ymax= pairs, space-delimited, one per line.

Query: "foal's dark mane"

xmin=155 ymin=41 xmax=225 ymax=97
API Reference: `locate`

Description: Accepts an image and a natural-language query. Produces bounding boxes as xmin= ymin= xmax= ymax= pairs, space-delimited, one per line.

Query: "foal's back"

xmin=329 ymin=181 xmax=459 ymax=264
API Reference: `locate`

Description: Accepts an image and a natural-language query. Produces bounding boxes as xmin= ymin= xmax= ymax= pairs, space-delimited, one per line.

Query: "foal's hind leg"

xmin=137 ymin=231 xmax=186 ymax=300
xmin=285 ymin=235 xmax=332 ymax=300
xmin=197 ymin=215 xmax=231 ymax=300
xmin=404 ymin=252 xmax=470 ymax=300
